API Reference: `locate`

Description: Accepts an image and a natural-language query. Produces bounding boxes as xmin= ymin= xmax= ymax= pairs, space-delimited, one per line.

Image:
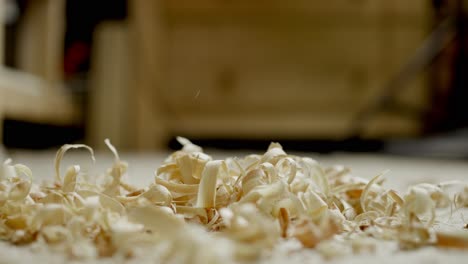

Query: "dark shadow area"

xmin=2 ymin=119 xmax=84 ymax=149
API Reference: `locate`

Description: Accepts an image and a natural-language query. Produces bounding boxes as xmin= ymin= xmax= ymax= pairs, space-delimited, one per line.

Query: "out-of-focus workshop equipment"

xmin=351 ymin=16 xmax=455 ymax=137
xmin=88 ymin=0 xmax=432 ymax=150
xmin=0 ymin=0 xmax=80 ymax=142
xmin=3 ymin=1 xmax=459 ymax=151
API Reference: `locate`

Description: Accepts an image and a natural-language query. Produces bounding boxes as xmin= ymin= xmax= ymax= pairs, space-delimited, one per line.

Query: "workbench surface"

xmin=1 ymin=149 xmax=467 ymax=264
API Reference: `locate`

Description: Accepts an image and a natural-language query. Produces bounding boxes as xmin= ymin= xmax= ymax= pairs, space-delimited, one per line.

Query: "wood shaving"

xmin=436 ymin=231 xmax=468 ymax=250
xmin=0 ymin=138 xmax=467 ymax=262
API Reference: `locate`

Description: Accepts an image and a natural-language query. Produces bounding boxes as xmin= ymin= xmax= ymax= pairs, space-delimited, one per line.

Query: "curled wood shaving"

xmin=0 ymin=137 xmax=466 ymax=262
xmin=454 ymin=186 xmax=468 ymax=208
xmin=278 ymin=207 xmax=289 ymax=238
xmin=403 ymin=186 xmax=436 ymax=227
xmin=54 ymin=144 xmax=95 ymax=184
xmin=196 ymin=160 xmax=224 ymax=208
xmin=291 ymin=214 xmax=339 ymax=248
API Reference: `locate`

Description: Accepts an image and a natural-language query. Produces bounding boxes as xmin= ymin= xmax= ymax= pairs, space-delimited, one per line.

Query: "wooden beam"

xmin=129 ymin=0 xmax=169 ymax=150
xmin=15 ymin=0 xmax=65 ymax=86
xmin=43 ymin=0 xmax=65 ymax=85
xmin=0 ymin=67 xmax=79 ymax=125
xmin=1 ymin=0 xmax=6 ymax=142
xmin=87 ymin=22 xmax=131 ymax=149
xmin=0 ymin=0 xmax=4 ymax=65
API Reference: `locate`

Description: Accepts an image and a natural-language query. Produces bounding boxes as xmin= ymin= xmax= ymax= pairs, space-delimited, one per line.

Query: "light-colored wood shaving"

xmin=0 ymin=138 xmax=467 ymax=262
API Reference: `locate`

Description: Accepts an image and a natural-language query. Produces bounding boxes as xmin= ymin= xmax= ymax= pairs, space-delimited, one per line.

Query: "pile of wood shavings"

xmin=1 ymin=138 xmax=468 ymax=262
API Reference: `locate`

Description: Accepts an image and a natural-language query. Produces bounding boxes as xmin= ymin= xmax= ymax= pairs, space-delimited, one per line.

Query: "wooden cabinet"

xmin=115 ymin=0 xmax=433 ymax=149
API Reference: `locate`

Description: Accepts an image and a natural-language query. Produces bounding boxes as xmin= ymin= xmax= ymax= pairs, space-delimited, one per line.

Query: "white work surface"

xmin=1 ymin=149 xmax=468 ymax=264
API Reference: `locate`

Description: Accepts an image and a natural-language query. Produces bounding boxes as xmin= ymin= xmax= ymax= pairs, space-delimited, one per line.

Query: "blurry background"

xmin=0 ymin=0 xmax=467 ymax=158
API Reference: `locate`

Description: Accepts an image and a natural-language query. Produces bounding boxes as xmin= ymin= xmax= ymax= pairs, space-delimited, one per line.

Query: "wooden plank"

xmin=164 ymin=64 xmax=386 ymax=112
xmin=164 ymin=23 xmax=386 ymax=112
xmin=15 ymin=0 xmax=65 ymax=85
xmin=15 ymin=1 xmax=47 ymax=77
xmin=0 ymin=0 xmax=4 ymax=142
xmin=169 ymin=113 xmax=354 ymax=139
xmin=129 ymin=0 xmax=169 ymax=150
xmin=167 ymin=0 xmax=430 ymax=13
xmin=166 ymin=0 xmax=429 ymax=26
xmin=166 ymin=0 xmax=381 ymax=12
xmin=0 ymin=0 xmax=4 ymax=65
xmin=362 ymin=112 xmax=421 ymax=138
xmin=43 ymin=0 xmax=65 ymax=85
xmin=168 ymin=111 xmax=419 ymax=140
xmin=387 ymin=0 xmax=432 ymax=17
xmin=168 ymin=24 xmax=383 ymax=68
xmin=0 ymin=68 xmax=79 ymax=124
xmin=87 ymin=22 xmax=131 ymax=149
xmin=375 ymin=26 xmax=429 ymax=111
xmin=166 ymin=0 xmax=426 ymax=16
